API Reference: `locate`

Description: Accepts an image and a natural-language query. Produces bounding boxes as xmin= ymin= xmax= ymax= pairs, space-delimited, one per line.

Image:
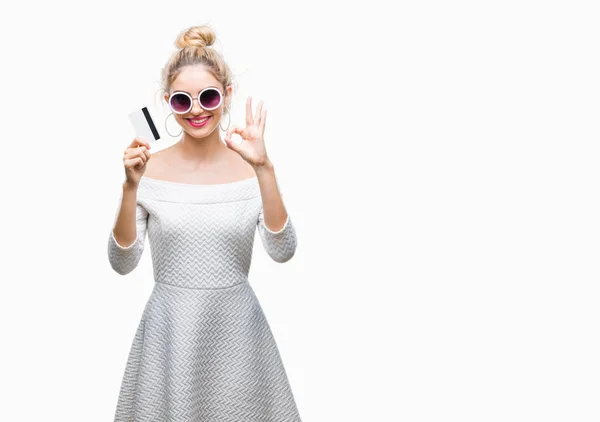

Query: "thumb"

xmin=225 ymin=125 xmax=239 ymax=141
xmin=224 ymin=135 xmax=238 ymax=151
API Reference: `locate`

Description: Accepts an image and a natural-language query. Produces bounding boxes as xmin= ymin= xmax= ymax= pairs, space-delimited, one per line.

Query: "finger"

xmin=136 ymin=146 xmax=150 ymax=156
xmin=225 ymin=126 xmax=240 ymax=141
xmin=125 ymin=148 xmax=148 ymax=167
xmin=223 ymin=135 xmax=237 ymax=151
xmin=259 ymin=108 xmax=267 ymax=134
xmin=138 ymin=138 xmax=151 ymax=149
xmin=225 ymin=132 xmax=244 ymax=150
xmin=246 ymin=96 xmax=253 ymax=126
xmin=125 ymin=145 xmax=148 ymax=159
xmin=130 ymin=137 xmax=151 ymax=150
xmin=226 ymin=126 xmax=245 ymax=140
xmin=125 ymin=157 xmax=144 ymax=170
xmin=255 ymin=100 xmax=264 ymax=128
xmin=124 ymin=144 xmax=150 ymax=160
xmin=136 ymin=148 xmax=149 ymax=163
xmin=225 ymin=126 xmax=237 ymax=140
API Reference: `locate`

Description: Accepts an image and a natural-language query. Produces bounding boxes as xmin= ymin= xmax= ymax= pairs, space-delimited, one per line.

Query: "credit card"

xmin=128 ymin=107 xmax=160 ymax=143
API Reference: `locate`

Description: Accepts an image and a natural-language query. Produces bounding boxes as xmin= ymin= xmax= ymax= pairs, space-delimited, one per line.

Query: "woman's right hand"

xmin=123 ymin=137 xmax=152 ymax=187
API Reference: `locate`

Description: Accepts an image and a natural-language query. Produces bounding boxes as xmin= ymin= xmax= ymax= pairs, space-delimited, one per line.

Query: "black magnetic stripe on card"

xmin=142 ymin=107 xmax=160 ymax=140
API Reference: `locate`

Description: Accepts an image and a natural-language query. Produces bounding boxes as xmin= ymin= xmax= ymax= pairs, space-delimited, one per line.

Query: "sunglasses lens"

xmin=200 ymin=89 xmax=221 ymax=109
xmin=170 ymin=93 xmax=191 ymax=113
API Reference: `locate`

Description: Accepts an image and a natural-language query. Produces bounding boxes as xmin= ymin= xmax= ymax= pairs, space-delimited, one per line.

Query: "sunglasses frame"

xmin=168 ymin=87 xmax=224 ymax=114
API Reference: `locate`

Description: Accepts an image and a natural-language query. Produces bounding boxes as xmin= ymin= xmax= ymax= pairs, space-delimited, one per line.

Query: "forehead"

xmin=171 ymin=65 xmax=220 ymax=93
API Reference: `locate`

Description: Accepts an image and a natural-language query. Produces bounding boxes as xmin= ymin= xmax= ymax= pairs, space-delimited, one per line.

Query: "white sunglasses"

xmin=168 ymin=87 xmax=224 ymax=114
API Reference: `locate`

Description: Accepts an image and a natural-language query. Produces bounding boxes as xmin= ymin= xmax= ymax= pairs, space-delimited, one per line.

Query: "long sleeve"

xmin=107 ymin=193 xmax=149 ymax=275
xmin=256 ymin=181 xmax=297 ymax=263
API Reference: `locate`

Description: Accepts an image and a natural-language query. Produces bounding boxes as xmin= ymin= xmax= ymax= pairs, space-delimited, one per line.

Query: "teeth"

xmin=190 ymin=117 xmax=209 ymax=123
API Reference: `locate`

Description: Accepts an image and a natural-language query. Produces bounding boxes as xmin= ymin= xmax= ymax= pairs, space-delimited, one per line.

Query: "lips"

xmin=186 ymin=116 xmax=211 ymax=128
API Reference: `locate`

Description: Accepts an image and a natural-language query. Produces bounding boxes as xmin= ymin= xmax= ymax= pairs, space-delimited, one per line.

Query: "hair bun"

xmin=175 ymin=25 xmax=216 ymax=49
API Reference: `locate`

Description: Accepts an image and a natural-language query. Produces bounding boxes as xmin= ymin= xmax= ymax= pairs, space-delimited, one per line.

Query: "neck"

xmin=176 ymin=127 xmax=227 ymax=164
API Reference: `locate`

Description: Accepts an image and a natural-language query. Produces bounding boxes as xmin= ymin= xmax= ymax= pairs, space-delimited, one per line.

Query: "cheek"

xmin=210 ymin=109 xmax=222 ymax=122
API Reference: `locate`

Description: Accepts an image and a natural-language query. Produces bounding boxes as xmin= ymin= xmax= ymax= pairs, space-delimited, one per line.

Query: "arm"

xmin=255 ymin=162 xmax=297 ymax=263
xmin=107 ymin=182 xmax=149 ymax=275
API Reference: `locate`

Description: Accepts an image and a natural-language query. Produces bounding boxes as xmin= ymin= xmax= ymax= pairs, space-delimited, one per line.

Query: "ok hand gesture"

xmin=224 ymin=97 xmax=269 ymax=168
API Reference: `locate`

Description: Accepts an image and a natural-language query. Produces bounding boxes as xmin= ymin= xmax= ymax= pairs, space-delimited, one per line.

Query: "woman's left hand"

xmin=224 ymin=96 xmax=270 ymax=168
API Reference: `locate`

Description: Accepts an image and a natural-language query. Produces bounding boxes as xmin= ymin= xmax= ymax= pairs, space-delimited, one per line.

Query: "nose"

xmin=190 ymin=98 xmax=204 ymax=114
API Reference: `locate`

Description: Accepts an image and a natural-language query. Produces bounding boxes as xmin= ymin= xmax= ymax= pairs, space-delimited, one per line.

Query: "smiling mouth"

xmin=186 ymin=116 xmax=211 ymax=127
xmin=187 ymin=116 xmax=210 ymax=123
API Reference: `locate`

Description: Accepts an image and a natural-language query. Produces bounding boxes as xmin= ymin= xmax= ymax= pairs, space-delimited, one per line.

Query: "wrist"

xmin=123 ymin=180 xmax=139 ymax=192
xmin=253 ymin=158 xmax=274 ymax=174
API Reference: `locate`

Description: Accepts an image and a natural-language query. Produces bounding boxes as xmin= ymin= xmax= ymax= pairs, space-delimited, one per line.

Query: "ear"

xmin=164 ymin=93 xmax=169 ymax=104
xmin=225 ymin=86 xmax=233 ymax=109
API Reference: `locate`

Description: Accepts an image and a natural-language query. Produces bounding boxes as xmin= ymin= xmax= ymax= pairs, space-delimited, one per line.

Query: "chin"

xmin=187 ymin=125 xmax=219 ymax=138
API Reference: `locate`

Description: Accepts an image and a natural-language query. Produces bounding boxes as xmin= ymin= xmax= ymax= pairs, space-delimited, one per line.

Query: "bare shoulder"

xmin=142 ymin=144 xmax=255 ymax=182
xmin=228 ymin=150 xmax=257 ymax=179
xmin=143 ymin=147 xmax=171 ymax=179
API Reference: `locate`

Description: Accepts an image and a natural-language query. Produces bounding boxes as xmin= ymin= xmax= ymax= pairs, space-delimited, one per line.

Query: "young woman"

xmin=108 ymin=24 xmax=301 ymax=421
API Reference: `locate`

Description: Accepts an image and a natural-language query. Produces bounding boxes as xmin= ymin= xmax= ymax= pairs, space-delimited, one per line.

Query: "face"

xmin=164 ymin=65 xmax=232 ymax=138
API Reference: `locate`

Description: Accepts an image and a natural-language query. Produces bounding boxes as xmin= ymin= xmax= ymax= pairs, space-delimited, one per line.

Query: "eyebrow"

xmin=172 ymin=86 xmax=219 ymax=95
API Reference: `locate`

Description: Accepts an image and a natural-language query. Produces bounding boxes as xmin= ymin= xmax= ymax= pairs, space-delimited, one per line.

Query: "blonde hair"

xmin=161 ymin=25 xmax=235 ymax=110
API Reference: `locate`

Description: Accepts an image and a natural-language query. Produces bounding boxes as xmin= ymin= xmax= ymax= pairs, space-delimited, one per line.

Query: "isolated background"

xmin=1 ymin=1 xmax=599 ymax=421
